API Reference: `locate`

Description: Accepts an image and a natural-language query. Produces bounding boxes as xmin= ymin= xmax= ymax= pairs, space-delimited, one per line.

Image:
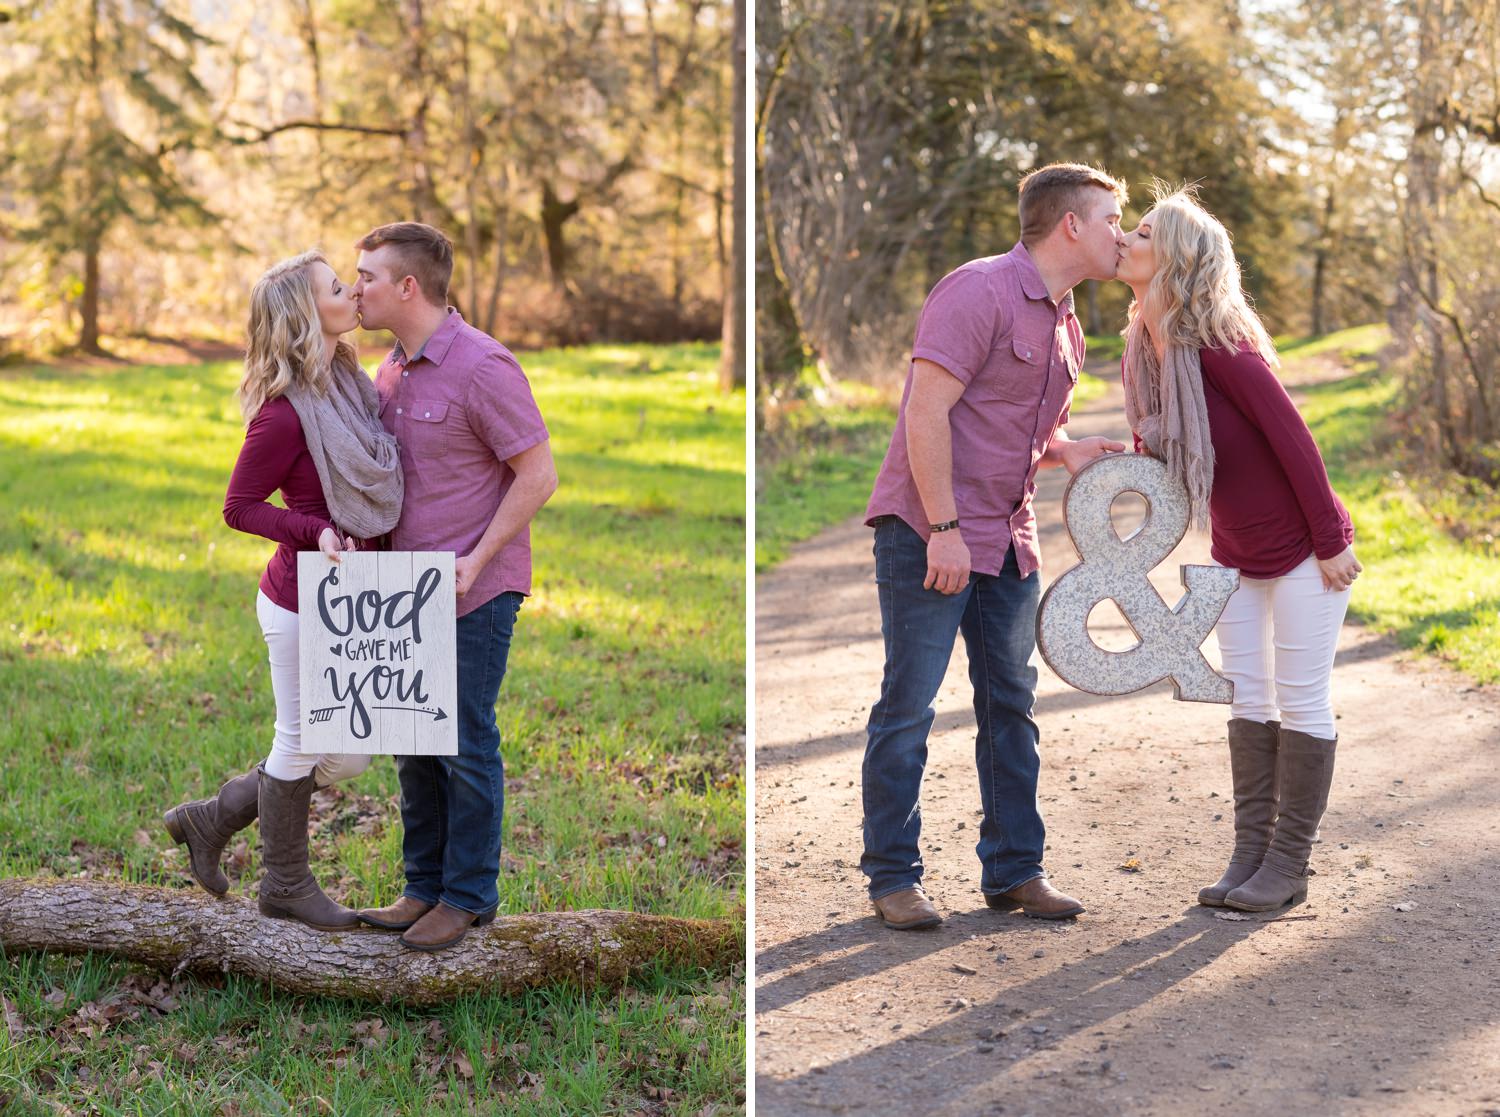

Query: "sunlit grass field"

xmin=0 ymin=342 xmax=746 ymax=1114
xmin=1285 ymin=326 xmax=1500 ymax=683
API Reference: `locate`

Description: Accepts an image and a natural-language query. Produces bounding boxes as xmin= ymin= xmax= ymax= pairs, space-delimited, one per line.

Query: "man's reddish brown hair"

xmin=356 ymin=222 xmax=454 ymax=306
xmin=1017 ymin=163 xmax=1129 ymax=248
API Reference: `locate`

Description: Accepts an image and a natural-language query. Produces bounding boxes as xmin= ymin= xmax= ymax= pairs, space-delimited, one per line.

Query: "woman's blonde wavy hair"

xmin=239 ymin=250 xmax=359 ymax=422
xmin=1126 ymin=183 xmax=1277 ymax=367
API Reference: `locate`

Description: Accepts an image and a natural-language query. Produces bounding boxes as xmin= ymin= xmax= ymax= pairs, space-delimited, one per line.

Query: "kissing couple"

xmin=860 ymin=163 xmax=1360 ymax=930
xmin=163 ymin=222 xmax=559 ymax=952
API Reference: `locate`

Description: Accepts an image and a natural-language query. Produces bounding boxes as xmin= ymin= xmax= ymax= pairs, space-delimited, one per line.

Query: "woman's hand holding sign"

xmin=318 ymin=526 xmax=357 ymax=563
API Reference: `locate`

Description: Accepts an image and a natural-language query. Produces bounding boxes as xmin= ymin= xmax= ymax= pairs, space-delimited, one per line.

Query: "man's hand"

xmin=924 ymin=530 xmax=971 ymax=595
xmin=1316 ymin=545 xmax=1362 ymax=592
xmin=317 ymin=527 xmax=356 ymax=562
xmin=1056 ymin=435 xmax=1126 ymax=475
xmin=454 ymin=553 xmax=482 ymax=597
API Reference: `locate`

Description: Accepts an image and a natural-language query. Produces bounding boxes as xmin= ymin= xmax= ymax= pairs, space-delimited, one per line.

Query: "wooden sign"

xmin=297 ymin=551 xmax=457 ymax=755
xmin=1036 ymin=453 xmax=1239 ymax=703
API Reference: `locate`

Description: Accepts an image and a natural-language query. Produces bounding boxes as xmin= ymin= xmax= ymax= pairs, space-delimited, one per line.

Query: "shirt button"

xmin=402 ymin=370 xmax=408 ymax=377
xmin=424 ymin=411 xmax=431 ymax=418
xmin=396 ymin=407 xmax=402 ymax=415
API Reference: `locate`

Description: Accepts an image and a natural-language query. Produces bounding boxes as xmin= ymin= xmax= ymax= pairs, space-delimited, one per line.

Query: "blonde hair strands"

xmin=240 ymin=250 xmax=361 ymax=423
xmin=1126 ymin=182 xmax=1277 ymax=367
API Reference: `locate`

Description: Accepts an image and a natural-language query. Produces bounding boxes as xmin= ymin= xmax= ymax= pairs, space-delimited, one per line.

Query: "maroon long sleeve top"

xmin=222 ymin=395 xmax=337 ymax=613
xmin=1130 ymin=344 xmax=1353 ymax=580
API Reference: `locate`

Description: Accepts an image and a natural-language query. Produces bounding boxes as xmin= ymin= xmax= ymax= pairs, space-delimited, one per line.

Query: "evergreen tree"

xmin=0 ymin=0 xmax=218 ymax=352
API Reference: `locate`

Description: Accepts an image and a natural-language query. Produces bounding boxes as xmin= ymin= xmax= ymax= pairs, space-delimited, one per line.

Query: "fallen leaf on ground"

xmin=1 ymin=995 xmax=24 ymax=1040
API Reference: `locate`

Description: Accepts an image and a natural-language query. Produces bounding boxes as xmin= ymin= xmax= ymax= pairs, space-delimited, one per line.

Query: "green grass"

xmin=755 ymin=382 xmax=895 ymax=572
xmin=1082 ymin=332 xmax=1126 ymax=364
xmin=1285 ymin=326 xmax=1500 ymax=683
xmin=0 ymin=342 xmax=745 ymax=1114
xmin=755 ymin=356 xmax=1114 ymax=572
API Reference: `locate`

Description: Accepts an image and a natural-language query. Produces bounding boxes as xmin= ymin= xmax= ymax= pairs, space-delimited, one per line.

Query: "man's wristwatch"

xmin=929 ymin=519 xmax=960 ymax=533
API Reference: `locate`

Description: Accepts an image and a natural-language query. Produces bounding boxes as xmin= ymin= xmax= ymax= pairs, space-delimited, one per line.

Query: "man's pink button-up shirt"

xmin=375 ymin=311 xmax=549 ymax=616
xmin=865 ymin=242 xmax=1083 ymax=579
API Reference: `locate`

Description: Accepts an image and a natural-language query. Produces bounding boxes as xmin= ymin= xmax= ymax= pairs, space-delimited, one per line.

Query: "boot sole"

xmin=984 ymin=897 xmax=1085 ymax=920
xmin=162 ymin=807 xmax=230 ymax=897
xmin=877 ymin=913 xmax=942 ymax=931
xmin=1222 ymin=889 xmax=1307 ymax=913
xmin=259 ymin=905 xmax=362 ymax=932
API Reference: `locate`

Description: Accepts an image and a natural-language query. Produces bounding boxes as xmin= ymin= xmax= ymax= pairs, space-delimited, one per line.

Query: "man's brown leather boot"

xmin=872 ymin=886 xmax=942 ymax=930
xmin=358 ymin=895 xmax=434 ymax=931
xmin=985 ymin=876 xmax=1085 ymax=919
xmin=399 ymin=902 xmax=497 ymax=952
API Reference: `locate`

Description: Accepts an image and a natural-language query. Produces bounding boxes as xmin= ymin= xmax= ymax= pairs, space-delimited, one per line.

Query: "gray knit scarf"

xmin=1122 ymin=322 xmax=1214 ymax=531
xmin=285 ymin=352 xmax=403 ymax=539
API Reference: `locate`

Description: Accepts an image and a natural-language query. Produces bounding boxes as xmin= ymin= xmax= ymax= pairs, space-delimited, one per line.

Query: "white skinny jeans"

xmin=1214 ymin=555 xmax=1351 ymax=740
xmin=256 ymin=590 xmax=371 ymax=785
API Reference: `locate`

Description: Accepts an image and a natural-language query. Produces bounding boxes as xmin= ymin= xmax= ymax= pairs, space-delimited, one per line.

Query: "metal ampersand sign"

xmin=1037 ymin=453 xmax=1239 ymax=703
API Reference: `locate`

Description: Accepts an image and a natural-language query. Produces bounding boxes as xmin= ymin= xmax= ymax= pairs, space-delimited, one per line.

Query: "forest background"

xmin=757 ymin=0 xmax=1500 ymax=485
xmin=0 ymin=0 xmax=747 ymax=387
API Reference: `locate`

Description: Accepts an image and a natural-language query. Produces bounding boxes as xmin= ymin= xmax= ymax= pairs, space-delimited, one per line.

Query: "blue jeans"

xmin=861 ymin=517 xmax=1045 ymax=900
xmin=396 ymin=590 xmax=522 ymax=915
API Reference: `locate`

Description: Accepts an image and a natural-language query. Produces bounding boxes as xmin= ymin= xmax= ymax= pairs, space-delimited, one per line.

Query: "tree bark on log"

xmin=0 ymin=880 xmax=741 ymax=1007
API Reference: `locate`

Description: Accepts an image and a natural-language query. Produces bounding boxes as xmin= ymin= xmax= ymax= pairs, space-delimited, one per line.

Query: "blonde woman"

xmin=1115 ymin=187 xmax=1360 ymax=912
xmin=163 ymin=251 xmax=403 ymax=930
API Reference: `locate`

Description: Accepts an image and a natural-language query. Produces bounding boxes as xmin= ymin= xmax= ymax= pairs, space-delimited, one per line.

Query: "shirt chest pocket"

xmin=402 ymin=399 xmax=450 ymax=456
xmin=978 ymin=336 xmax=1048 ymax=404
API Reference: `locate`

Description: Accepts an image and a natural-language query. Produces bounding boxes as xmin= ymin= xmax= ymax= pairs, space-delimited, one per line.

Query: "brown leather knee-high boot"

xmin=1224 ymin=728 xmax=1337 ymax=912
xmin=1198 ymin=719 xmax=1280 ymax=906
xmin=256 ymin=768 xmax=359 ymax=930
xmin=163 ymin=767 xmax=261 ymax=896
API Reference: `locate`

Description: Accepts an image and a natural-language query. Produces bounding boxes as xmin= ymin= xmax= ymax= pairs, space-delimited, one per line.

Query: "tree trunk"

xmin=754 ymin=1 xmax=809 ymax=400
xmin=720 ymin=0 xmax=747 ymax=392
xmin=78 ymin=0 xmax=105 ymax=356
xmin=1402 ymin=0 xmax=1456 ymax=466
xmin=540 ymin=181 xmax=580 ymax=289
xmin=403 ymin=0 xmax=438 ymax=224
xmin=483 ymin=181 xmax=510 ymax=337
xmin=1311 ymin=190 xmax=1334 ymax=337
xmin=0 ymin=880 xmax=740 ymax=1007
xmin=79 ymin=232 xmax=103 ymax=355
xmin=460 ymin=24 xmax=480 ymax=321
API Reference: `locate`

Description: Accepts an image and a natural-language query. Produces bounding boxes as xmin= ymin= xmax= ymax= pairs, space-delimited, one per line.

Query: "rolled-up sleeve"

xmin=910 ymin=267 xmax=1011 ymax=387
xmin=466 ymin=354 xmax=550 ymax=463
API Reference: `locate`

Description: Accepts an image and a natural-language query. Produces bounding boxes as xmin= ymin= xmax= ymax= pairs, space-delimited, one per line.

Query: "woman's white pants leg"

xmin=256 ymin=590 xmax=372 ymax=785
xmin=1215 ymin=556 xmax=1350 ymax=739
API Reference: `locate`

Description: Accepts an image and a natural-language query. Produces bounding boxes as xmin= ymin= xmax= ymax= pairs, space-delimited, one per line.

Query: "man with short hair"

xmin=351 ymin=221 xmax=559 ymax=951
xmin=861 ymin=163 xmax=1129 ymax=930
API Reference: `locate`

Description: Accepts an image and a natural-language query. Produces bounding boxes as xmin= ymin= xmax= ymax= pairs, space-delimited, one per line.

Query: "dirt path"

xmin=753 ymin=367 xmax=1500 ymax=1116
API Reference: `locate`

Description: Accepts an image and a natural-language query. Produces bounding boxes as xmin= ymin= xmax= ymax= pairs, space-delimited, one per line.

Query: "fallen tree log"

xmin=0 ymin=879 xmax=741 ymax=1007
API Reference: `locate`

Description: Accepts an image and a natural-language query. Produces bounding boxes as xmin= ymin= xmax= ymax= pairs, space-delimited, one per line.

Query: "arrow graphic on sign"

xmin=373 ymin=705 xmax=448 ymax=721
xmin=307 ymin=706 xmax=345 ymax=724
